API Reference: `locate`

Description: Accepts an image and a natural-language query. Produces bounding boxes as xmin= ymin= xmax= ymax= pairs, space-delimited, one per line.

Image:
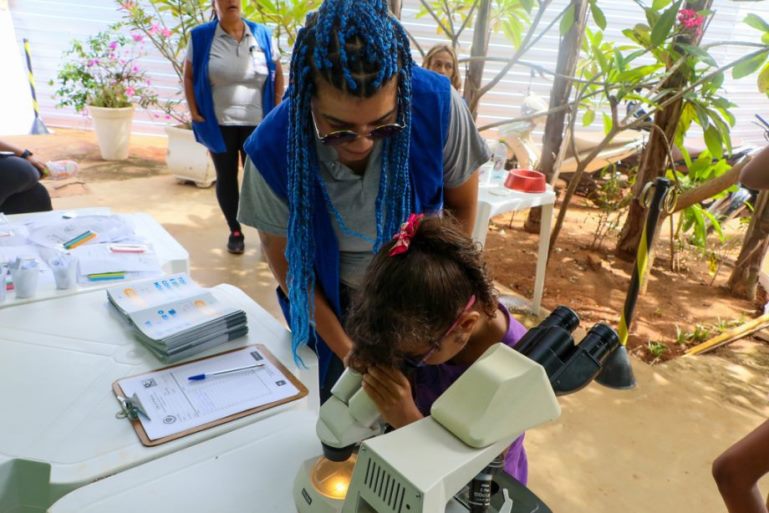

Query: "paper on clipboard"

xmin=114 ymin=345 xmax=306 ymax=442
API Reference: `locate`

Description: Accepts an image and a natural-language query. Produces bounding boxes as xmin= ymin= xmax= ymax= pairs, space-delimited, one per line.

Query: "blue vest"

xmin=190 ymin=20 xmax=276 ymax=153
xmin=244 ymin=66 xmax=452 ymax=384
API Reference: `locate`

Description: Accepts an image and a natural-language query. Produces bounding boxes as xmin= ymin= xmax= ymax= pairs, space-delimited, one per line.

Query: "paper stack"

xmin=107 ymin=273 xmax=248 ymax=362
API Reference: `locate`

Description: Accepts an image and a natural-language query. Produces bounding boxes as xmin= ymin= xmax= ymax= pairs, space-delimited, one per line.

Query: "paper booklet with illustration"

xmin=107 ymin=273 xmax=247 ymax=362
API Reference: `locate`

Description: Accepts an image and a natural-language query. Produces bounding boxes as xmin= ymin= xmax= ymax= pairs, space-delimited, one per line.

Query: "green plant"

xmin=243 ymin=0 xmax=322 ymax=53
xmin=52 ymin=28 xmax=156 ymax=112
xmin=117 ymin=0 xmax=210 ymax=125
xmin=647 ymin=340 xmax=668 ymax=358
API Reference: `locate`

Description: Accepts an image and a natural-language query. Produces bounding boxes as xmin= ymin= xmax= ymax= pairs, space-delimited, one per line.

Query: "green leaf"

xmin=744 ymin=13 xmax=769 ymax=33
xmin=678 ymin=44 xmax=717 ymax=67
xmin=651 ymin=0 xmax=682 ymax=48
xmin=702 ymin=210 xmax=725 ymax=242
xmin=759 ymin=62 xmax=769 ymax=93
xmin=704 ymin=125 xmax=723 ymax=160
xmin=560 ymin=4 xmax=576 ymax=36
xmin=733 ymin=50 xmax=769 ymax=79
xmin=602 ymin=112 xmax=613 ymax=135
xmin=652 ymin=0 xmax=671 ymax=10
xmin=583 ymin=109 xmax=596 ymax=127
xmin=590 ymin=2 xmax=607 ymax=30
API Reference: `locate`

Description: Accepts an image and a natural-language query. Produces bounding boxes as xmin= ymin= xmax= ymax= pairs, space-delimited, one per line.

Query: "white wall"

xmin=0 ymin=0 xmax=34 ymax=136
xmin=7 ymin=0 xmax=769 ymax=144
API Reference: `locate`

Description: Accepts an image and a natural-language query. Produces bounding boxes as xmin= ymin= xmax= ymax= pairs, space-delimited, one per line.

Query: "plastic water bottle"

xmin=491 ymin=142 xmax=508 ymax=184
xmin=45 ymin=160 xmax=78 ymax=180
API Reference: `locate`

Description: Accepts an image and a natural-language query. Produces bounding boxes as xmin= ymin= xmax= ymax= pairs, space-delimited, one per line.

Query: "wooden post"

xmin=388 ymin=0 xmax=402 ymax=19
xmin=524 ymin=0 xmax=589 ymax=233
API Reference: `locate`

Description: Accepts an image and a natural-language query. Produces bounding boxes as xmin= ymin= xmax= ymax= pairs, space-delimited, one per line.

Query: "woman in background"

xmin=422 ymin=43 xmax=461 ymax=91
xmin=183 ymin=0 xmax=284 ymax=254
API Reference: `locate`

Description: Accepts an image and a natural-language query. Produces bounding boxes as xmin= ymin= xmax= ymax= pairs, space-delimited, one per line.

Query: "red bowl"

xmin=504 ymin=169 xmax=546 ymax=193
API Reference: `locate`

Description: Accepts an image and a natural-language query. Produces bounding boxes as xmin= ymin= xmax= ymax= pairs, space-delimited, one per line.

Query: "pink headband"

xmin=389 ymin=213 xmax=424 ymax=256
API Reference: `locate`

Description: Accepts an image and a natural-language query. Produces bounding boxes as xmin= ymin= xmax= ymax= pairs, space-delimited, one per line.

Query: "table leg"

xmin=532 ymin=203 xmax=553 ymax=316
xmin=473 ymin=201 xmax=493 ymax=247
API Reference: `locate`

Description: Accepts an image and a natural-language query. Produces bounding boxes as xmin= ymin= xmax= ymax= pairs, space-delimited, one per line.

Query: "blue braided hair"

xmin=286 ymin=0 xmax=414 ymax=362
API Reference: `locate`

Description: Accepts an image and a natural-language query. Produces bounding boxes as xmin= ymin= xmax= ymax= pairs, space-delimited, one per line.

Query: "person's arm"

xmin=183 ymin=59 xmax=204 ymax=123
xmin=273 ymin=60 xmax=285 ymax=106
xmin=0 ymin=140 xmax=47 ymax=177
xmin=441 ymin=88 xmax=486 ymax=236
xmin=258 ymin=231 xmax=353 ymax=359
xmin=740 ymin=146 xmax=769 ymax=190
xmin=445 ymin=172 xmax=478 ymax=235
xmin=713 ymin=418 xmax=769 ymax=513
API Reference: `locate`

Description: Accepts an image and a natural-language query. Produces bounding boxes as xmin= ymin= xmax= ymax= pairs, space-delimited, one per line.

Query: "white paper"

xmin=26 ymin=215 xmax=140 ymax=249
xmin=117 ymin=347 xmax=300 ymax=440
xmin=72 ymin=244 xmax=162 ymax=275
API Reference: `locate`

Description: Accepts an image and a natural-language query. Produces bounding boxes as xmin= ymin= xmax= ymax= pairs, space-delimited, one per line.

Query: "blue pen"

xmin=188 ymin=362 xmax=265 ymax=381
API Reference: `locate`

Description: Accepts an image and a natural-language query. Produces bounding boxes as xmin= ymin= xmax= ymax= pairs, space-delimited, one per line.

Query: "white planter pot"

xmin=88 ymin=105 xmax=135 ymax=160
xmin=165 ymin=125 xmax=216 ymax=188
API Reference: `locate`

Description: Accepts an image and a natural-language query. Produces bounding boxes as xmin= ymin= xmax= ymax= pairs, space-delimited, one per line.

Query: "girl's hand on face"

xmin=362 ymin=366 xmax=423 ymax=428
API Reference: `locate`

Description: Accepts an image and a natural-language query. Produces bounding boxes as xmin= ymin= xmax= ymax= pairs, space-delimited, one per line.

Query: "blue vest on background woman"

xmin=190 ymin=20 xmax=276 ymax=154
xmin=244 ymin=66 xmax=451 ymax=384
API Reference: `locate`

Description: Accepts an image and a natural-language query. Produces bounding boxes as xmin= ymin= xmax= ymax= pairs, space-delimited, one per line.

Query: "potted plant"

xmin=52 ymin=28 xmax=155 ymax=160
xmin=117 ymin=0 xmax=217 ymax=187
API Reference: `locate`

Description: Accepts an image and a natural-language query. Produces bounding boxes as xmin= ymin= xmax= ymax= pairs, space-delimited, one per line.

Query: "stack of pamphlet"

xmin=107 ymin=273 xmax=248 ymax=362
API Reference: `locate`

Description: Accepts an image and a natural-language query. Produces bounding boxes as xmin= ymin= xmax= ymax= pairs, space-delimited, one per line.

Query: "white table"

xmin=1 ymin=208 xmax=189 ymax=309
xmin=473 ymin=184 xmax=556 ymax=314
xmin=49 ymin=409 xmax=320 ymax=513
xmin=0 ymin=284 xmax=318 ymax=513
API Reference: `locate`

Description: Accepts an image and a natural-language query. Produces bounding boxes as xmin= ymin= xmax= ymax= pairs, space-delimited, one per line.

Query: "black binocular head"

xmin=516 ymin=306 xmax=620 ymax=395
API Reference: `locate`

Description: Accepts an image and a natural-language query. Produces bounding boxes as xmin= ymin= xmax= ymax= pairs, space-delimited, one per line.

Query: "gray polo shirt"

xmin=186 ymin=23 xmax=278 ymax=126
xmin=238 ymin=87 xmax=490 ymax=288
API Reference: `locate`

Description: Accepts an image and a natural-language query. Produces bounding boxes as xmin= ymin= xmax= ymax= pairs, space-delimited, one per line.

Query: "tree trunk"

xmin=525 ymin=0 xmax=589 ymax=233
xmin=728 ymin=190 xmax=769 ymax=300
xmin=388 ymin=0 xmax=402 ymax=19
xmin=463 ymin=0 xmax=492 ymax=120
xmin=615 ymin=0 xmax=712 ymax=259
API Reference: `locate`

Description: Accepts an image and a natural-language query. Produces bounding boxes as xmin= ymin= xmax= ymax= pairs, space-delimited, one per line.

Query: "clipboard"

xmin=113 ymin=344 xmax=308 ymax=447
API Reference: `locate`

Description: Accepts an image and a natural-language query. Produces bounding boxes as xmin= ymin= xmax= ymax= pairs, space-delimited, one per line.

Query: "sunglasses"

xmin=311 ymin=104 xmax=406 ymax=146
xmin=404 ymin=295 xmax=477 ymax=368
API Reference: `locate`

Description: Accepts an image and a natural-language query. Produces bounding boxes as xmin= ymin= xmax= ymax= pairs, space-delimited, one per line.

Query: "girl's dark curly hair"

xmin=346 ymin=215 xmax=497 ymax=372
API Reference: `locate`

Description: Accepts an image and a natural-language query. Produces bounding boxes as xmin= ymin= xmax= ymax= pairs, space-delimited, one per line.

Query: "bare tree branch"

xmin=418 ymin=0 xmax=453 ymax=39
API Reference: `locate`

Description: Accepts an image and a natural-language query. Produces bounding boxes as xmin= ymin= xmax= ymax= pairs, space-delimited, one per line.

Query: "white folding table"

xmin=473 ymin=184 xmax=556 ymax=315
xmin=1 ymin=208 xmax=189 ymax=309
xmin=0 ymin=284 xmax=318 ymax=513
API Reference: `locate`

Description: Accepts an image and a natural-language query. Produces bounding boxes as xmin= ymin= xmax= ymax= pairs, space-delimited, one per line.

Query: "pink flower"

xmin=161 ymin=28 xmax=172 ymax=38
xmin=678 ymin=8 xmax=704 ymax=36
xmin=109 ymin=40 xmax=118 ymax=50
xmin=132 ymin=33 xmax=143 ymax=42
xmin=119 ymin=1 xmax=135 ymax=10
xmin=149 ymin=23 xmax=160 ymax=35
xmin=164 ymin=114 xmax=171 ymax=120
xmin=125 ymin=86 xmax=136 ymax=96
xmin=86 ymin=59 xmax=95 ymax=67
xmin=131 ymin=65 xmax=140 ymax=73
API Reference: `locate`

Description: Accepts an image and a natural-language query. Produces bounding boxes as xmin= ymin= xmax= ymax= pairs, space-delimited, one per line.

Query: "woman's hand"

xmin=362 ymin=366 xmax=423 ymax=428
xmin=26 ymin=156 xmax=48 ymax=178
xmin=190 ymin=112 xmax=205 ymax=123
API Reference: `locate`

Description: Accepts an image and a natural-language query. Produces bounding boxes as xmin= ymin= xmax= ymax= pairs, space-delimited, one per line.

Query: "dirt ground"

xmin=7 ymin=129 xmax=769 ymax=513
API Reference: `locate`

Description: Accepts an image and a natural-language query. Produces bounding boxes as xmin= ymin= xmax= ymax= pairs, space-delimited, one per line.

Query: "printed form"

xmin=117 ymin=346 xmax=300 ymax=440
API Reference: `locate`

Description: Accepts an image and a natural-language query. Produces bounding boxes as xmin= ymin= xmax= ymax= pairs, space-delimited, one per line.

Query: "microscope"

xmin=293 ymin=306 xmax=619 ymax=513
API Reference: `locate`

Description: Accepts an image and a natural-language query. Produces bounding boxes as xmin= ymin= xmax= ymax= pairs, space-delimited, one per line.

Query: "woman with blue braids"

xmin=239 ymin=0 xmax=489 ymax=402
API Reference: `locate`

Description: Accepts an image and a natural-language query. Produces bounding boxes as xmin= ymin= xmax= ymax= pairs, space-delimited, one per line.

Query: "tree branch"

xmin=418 ymin=0 xmax=453 ymax=39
